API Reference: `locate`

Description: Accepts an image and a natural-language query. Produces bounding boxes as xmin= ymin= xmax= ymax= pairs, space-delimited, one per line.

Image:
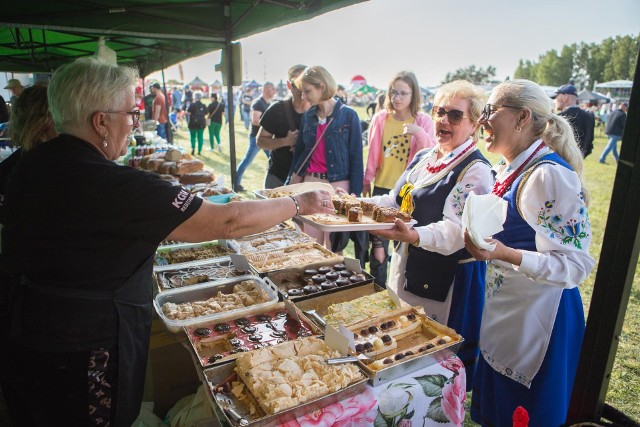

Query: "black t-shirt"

xmin=250 ymin=97 xmax=270 ymax=137
xmin=187 ymin=101 xmax=208 ymax=129
xmin=259 ymin=99 xmax=303 ymax=181
xmin=0 ymin=134 xmax=202 ymax=290
xmin=0 ymin=148 xmax=22 ymax=214
xmin=560 ymin=106 xmax=594 ymax=157
xmin=207 ymin=101 xmax=225 ymax=124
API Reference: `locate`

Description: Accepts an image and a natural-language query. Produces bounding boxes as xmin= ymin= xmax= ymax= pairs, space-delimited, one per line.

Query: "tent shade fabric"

xmin=188 ymin=76 xmax=208 ymax=87
xmin=0 ymin=0 xmax=367 ymax=76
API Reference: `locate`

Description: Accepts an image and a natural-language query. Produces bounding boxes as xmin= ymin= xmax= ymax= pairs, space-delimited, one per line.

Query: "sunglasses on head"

xmin=432 ymin=106 xmax=469 ymax=125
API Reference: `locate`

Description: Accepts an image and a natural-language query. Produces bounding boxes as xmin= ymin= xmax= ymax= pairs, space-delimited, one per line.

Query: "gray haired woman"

xmin=0 ymin=57 xmax=333 ymax=426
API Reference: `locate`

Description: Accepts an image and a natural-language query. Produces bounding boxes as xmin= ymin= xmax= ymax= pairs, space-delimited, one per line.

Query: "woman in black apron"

xmin=0 ymin=57 xmax=334 ymax=427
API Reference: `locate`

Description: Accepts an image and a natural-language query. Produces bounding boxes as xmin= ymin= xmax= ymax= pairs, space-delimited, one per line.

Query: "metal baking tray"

xmin=349 ymin=310 xmax=464 ymax=386
xmin=153 ymin=275 xmax=279 ymax=333
xmin=184 ymin=302 xmax=322 ymax=368
xmin=154 ymin=240 xmax=235 ymax=270
xmin=202 ymin=358 xmax=368 ymax=427
xmin=294 ymin=283 xmax=408 ymax=330
xmin=227 ymin=229 xmax=316 ymax=255
xmin=244 ymin=242 xmax=342 ymax=275
xmin=266 ymin=257 xmax=373 ymax=302
xmin=153 ymin=256 xmax=249 ymax=293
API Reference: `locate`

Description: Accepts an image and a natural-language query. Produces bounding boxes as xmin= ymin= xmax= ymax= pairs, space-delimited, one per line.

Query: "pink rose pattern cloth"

xmin=88 ymin=348 xmax=113 ymax=426
xmin=279 ymin=354 xmax=465 ymax=427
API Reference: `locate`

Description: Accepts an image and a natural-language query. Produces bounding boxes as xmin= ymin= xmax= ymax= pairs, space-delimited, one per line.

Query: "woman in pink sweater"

xmin=363 ymin=71 xmax=437 ymax=285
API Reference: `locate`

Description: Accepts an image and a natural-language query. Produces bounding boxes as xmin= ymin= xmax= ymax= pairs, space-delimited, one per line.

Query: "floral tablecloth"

xmin=279 ymin=354 xmax=466 ymax=427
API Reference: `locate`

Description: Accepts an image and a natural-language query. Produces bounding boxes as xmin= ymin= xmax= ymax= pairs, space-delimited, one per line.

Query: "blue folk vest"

xmin=394 ymin=149 xmax=489 ymax=301
xmin=494 ymin=152 xmax=572 ymax=250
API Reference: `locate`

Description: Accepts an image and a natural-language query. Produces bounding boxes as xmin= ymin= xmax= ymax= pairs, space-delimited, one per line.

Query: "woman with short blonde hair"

xmin=295 ymin=66 xmax=337 ymax=101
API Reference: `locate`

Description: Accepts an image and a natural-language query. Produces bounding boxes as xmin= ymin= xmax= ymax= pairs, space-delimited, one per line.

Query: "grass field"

xmin=175 ymin=104 xmax=639 ymax=424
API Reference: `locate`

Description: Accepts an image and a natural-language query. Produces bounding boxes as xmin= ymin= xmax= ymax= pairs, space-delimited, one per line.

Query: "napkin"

xmin=461 ymin=192 xmax=508 ymax=251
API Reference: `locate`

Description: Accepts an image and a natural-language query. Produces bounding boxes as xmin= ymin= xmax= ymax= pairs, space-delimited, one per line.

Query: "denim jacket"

xmin=289 ymin=99 xmax=364 ymax=195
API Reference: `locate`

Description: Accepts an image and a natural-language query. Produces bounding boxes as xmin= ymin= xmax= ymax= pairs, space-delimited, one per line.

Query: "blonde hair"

xmin=295 ymin=66 xmax=337 ymax=101
xmin=434 ymin=80 xmax=486 ymax=140
xmin=9 ymin=84 xmax=53 ymax=150
xmin=48 ymin=57 xmax=138 ymax=133
xmin=493 ymin=79 xmax=589 ymax=205
xmin=384 ymin=71 xmax=421 ymax=117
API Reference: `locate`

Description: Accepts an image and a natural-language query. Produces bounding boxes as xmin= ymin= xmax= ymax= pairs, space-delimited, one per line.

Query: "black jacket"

xmin=605 ymin=109 xmax=626 ymax=136
xmin=560 ymin=106 xmax=594 ymax=157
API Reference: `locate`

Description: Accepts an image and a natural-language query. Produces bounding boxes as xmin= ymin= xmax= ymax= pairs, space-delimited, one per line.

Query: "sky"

xmin=147 ymin=0 xmax=640 ymax=89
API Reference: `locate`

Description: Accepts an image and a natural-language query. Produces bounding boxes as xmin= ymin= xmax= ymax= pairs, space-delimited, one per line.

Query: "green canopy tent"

xmin=350 ymin=83 xmax=377 ymax=95
xmin=0 ymin=0 xmax=367 ymax=187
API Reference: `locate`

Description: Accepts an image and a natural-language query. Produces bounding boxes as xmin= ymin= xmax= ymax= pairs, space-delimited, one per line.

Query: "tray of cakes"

xmin=202 ymin=336 xmax=367 ymax=427
xmin=227 ymin=229 xmax=316 ymax=255
xmin=154 ymin=240 xmax=235 ymax=270
xmin=184 ymin=302 xmax=322 ymax=368
xmin=265 ymin=258 xmax=373 ymax=301
xmin=343 ymin=306 xmax=463 ymax=386
xmin=153 ymin=256 xmax=249 ymax=293
xmin=154 ymin=275 xmax=279 ymax=332
xmin=294 ymin=284 xmax=410 ymax=331
xmin=241 ymin=242 xmax=341 ymax=275
xmin=297 ymin=194 xmax=417 ymax=232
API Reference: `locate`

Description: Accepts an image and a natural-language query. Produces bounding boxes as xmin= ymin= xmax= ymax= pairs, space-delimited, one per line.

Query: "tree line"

xmin=514 ymin=34 xmax=639 ymax=88
xmin=442 ymin=34 xmax=638 ymax=88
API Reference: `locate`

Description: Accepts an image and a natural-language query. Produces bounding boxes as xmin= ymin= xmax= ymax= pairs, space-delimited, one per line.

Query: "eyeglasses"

xmin=104 ymin=110 xmax=141 ymax=126
xmin=481 ymin=104 xmax=520 ymax=119
xmin=431 ymin=106 xmax=470 ymax=125
xmin=390 ymin=90 xmax=411 ymax=99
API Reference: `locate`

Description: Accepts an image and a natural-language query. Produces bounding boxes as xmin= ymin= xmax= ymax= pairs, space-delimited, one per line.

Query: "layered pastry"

xmin=234 ymin=336 xmax=364 ymax=415
xmin=161 ymin=280 xmax=269 ymax=320
xmin=155 ymin=244 xmax=232 ymax=265
xmin=372 ymin=206 xmax=412 ymax=223
xmin=324 ymin=290 xmax=403 ymax=328
xmin=347 ymin=207 xmax=363 ymax=222
xmin=185 ymin=308 xmax=315 ymax=366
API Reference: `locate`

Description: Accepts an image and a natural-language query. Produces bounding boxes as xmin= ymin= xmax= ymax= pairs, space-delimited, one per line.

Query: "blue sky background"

xmin=148 ymin=0 xmax=640 ymax=89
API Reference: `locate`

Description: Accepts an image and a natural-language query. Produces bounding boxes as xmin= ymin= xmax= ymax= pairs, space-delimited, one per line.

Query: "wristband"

xmin=289 ymin=195 xmax=300 ymax=216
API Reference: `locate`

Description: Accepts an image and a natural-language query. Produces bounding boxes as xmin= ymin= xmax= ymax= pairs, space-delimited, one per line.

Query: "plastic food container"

xmin=153 ymin=275 xmax=279 ymax=332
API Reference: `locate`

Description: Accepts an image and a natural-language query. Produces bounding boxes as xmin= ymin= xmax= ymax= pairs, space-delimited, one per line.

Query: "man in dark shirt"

xmin=256 ymin=65 xmax=309 ymax=189
xmin=235 ymin=82 xmax=276 ymax=191
xmin=552 ymin=84 xmax=594 ymax=158
xmin=0 ymin=94 xmax=8 ymax=123
xmin=599 ymin=102 xmax=628 ymax=164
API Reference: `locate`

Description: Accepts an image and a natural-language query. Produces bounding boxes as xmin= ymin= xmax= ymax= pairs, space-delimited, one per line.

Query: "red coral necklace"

xmin=425 ymin=141 xmax=475 ymax=174
xmin=492 ymin=142 xmax=546 ymax=197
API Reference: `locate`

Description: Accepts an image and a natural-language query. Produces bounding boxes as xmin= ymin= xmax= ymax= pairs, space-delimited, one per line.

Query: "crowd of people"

xmin=1 ymin=56 xmax=629 ymax=426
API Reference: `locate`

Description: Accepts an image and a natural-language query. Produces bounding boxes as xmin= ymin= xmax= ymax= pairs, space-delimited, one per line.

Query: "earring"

xmin=515 ymin=125 xmax=522 ymax=132
xmin=103 ymin=132 xmax=108 ymax=148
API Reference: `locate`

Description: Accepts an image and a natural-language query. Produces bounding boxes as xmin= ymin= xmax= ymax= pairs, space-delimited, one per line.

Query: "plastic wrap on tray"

xmin=184 ymin=303 xmax=321 ymax=367
xmin=153 ymin=275 xmax=279 ymax=332
xmin=228 ymin=229 xmax=315 ymax=255
xmin=153 ymin=257 xmax=247 ymax=291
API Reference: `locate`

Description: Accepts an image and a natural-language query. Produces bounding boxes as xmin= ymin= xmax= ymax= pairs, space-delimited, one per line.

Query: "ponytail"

xmin=543 ymin=114 xmax=590 ymax=206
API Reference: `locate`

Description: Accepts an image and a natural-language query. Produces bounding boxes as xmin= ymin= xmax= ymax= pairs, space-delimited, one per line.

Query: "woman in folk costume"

xmin=370 ymin=80 xmax=493 ymax=388
xmin=465 ymin=79 xmax=594 ymax=426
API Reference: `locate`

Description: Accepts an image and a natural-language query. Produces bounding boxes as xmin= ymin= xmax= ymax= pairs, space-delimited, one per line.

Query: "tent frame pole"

xmin=224 ymin=1 xmax=238 ymax=191
xmin=567 ymin=48 xmax=640 ymax=423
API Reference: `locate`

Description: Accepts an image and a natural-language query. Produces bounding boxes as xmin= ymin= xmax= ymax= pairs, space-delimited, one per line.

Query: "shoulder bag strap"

xmin=283 ymin=99 xmax=296 ymax=131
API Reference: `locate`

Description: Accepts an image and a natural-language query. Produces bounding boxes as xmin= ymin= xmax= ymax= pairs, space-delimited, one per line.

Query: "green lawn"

xmin=174 ymin=106 xmax=639 ymax=423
